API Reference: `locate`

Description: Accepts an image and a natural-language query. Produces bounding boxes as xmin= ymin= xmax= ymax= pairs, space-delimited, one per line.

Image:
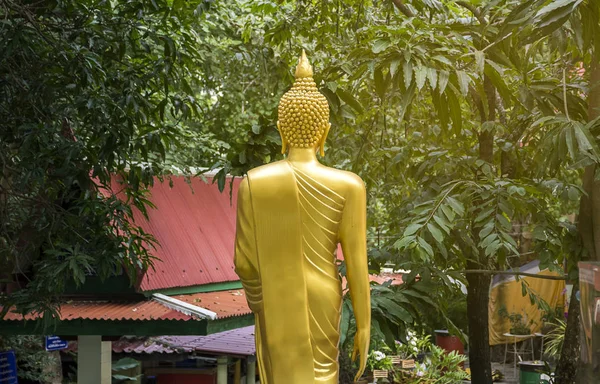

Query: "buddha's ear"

xmin=278 ymin=121 xmax=288 ymax=154
xmin=318 ymin=122 xmax=331 ymax=157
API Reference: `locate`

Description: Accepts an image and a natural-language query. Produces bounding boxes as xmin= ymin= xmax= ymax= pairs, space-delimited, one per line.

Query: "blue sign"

xmin=45 ymin=336 xmax=68 ymax=352
xmin=0 ymin=350 xmax=18 ymax=384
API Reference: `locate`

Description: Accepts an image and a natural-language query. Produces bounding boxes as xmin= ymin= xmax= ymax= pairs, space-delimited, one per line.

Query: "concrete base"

xmin=77 ymin=336 xmax=111 ymax=384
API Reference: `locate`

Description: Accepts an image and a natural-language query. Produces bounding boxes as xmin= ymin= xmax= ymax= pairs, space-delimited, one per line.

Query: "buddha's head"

xmin=277 ymin=50 xmax=331 ymax=156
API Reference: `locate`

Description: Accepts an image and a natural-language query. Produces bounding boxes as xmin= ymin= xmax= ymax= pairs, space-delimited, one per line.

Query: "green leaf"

xmin=337 ymin=89 xmax=364 ymax=114
xmin=567 ymin=186 xmax=579 ymax=201
xmin=404 ymin=224 xmax=422 ymax=236
xmin=447 ymin=89 xmax=462 ymax=134
xmin=378 ymin=297 xmax=413 ymax=323
xmin=403 ymin=61 xmax=413 ymax=88
xmin=536 ymin=0 xmax=578 ymax=17
xmin=574 ymin=122 xmax=600 ymax=160
xmin=438 ymin=70 xmax=450 ymax=94
xmin=417 ymin=237 xmax=434 ymax=257
xmin=479 ymin=222 xmax=495 ymax=239
xmin=480 ymin=233 xmax=498 ymax=248
xmin=394 ymin=235 xmax=416 ymax=249
xmin=456 ymin=70 xmax=470 ymax=96
xmin=374 ymin=68 xmax=387 ymax=98
xmin=475 ymin=51 xmax=485 ymax=74
xmin=112 ymin=358 xmax=140 ymax=371
xmin=441 ymin=204 xmax=455 ymax=222
xmin=427 ymin=68 xmax=438 ymax=90
xmin=433 ymin=214 xmax=451 ymax=234
xmin=415 ymin=66 xmax=427 ymax=90
xmin=447 ymin=196 xmax=465 ymax=216
xmin=372 ymin=39 xmax=391 ymax=53
xmin=427 ymin=223 xmax=444 ymax=243
xmin=390 ymin=59 xmax=401 ymax=78
xmin=565 ymin=125 xmax=575 ymax=159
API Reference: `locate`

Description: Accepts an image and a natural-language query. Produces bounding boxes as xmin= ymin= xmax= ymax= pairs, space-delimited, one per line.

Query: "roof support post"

xmin=234 ymin=359 xmax=241 ymax=383
xmin=246 ymin=355 xmax=256 ymax=384
xmin=77 ymin=336 xmax=111 ymax=384
xmin=217 ymin=356 xmax=228 ymax=384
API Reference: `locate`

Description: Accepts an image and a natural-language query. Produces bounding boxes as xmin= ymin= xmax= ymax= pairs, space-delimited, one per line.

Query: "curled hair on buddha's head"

xmin=277 ymin=50 xmax=331 ymax=156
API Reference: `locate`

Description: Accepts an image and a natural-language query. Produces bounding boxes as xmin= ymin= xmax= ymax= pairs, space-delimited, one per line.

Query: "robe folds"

xmin=234 ymin=160 xmax=345 ymax=384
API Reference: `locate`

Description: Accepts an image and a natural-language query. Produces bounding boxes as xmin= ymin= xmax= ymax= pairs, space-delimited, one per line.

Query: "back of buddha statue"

xmin=234 ymin=51 xmax=370 ymax=384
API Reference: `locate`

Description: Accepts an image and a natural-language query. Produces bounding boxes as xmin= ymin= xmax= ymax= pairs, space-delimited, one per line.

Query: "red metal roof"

xmin=173 ymin=290 xmax=251 ymax=318
xmin=110 ymin=175 xmax=241 ymax=292
xmin=107 ymin=175 xmax=401 ymax=294
xmin=2 ymin=289 xmax=252 ymax=322
xmin=369 ymin=273 xmax=403 ymax=286
xmin=3 ymin=300 xmax=194 ymax=322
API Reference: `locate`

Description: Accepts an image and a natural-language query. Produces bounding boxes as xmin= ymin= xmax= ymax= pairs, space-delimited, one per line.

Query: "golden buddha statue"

xmin=234 ymin=51 xmax=370 ymax=384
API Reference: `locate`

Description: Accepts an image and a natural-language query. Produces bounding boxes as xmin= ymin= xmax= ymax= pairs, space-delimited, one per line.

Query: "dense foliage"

xmin=0 ymin=0 xmax=218 ymax=319
xmin=2 ymin=0 xmax=599 ymax=382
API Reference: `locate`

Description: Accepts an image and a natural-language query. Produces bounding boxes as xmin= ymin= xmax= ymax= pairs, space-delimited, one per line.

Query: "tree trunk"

xmin=44 ymin=351 xmax=63 ymax=384
xmin=554 ymin=284 xmax=580 ymax=384
xmin=587 ymin=54 xmax=600 ymax=263
xmin=465 ymin=75 xmax=496 ymax=384
xmin=466 ymin=260 xmax=493 ymax=383
xmin=555 ymin=52 xmax=600 ymax=383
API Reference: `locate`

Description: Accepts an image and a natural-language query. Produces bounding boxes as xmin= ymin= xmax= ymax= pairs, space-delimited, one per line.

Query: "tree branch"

xmin=461 ymin=269 xmax=568 ymax=280
xmin=456 ymin=1 xmax=485 ymax=24
xmin=390 ymin=0 xmax=415 ymax=18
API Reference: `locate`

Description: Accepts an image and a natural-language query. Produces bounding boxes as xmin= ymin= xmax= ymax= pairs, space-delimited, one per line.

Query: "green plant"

xmin=544 ymin=319 xmax=566 ymax=358
xmin=0 ymin=336 xmax=61 ymax=382
xmin=395 ymin=331 xmax=431 ymax=359
xmin=498 ymin=306 xmax=535 ymax=335
xmin=393 ymin=343 xmax=468 ymax=384
xmin=367 ymin=349 xmax=394 ymax=372
xmin=112 ymin=357 xmax=142 ymax=384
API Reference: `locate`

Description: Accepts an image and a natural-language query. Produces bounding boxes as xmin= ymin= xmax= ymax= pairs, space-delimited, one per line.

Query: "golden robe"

xmin=234 ymin=160 xmax=345 ymax=384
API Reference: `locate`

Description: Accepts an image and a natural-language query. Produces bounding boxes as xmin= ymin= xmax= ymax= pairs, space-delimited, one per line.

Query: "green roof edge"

xmin=145 ymin=280 xmax=243 ymax=296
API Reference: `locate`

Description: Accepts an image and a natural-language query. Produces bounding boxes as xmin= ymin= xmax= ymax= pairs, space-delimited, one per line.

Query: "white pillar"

xmin=246 ymin=356 xmax=256 ymax=384
xmin=77 ymin=336 xmax=111 ymax=384
xmin=217 ymin=356 xmax=228 ymax=384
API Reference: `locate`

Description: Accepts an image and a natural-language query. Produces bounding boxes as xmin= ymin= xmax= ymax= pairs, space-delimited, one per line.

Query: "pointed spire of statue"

xmin=295 ymin=49 xmax=313 ymax=79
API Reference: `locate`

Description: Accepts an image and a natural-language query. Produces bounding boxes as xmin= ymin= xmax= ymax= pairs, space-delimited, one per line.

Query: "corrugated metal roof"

xmin=111 ymin=327 xmax=255 ymax=356
xmin=173 ymin=290 xmax=251 ymax=318
xmin=369 ymin=273 xmax=403 ymax=286
xmin=3 ymin=300 xmax=195 ymax=322
xmin=110 ymin=175 xmax=241 ymax=292
xmin=159 ymin=326 xmax=256 ymax=356
xmin=72 ymin=326 xmax=256 ymax=357
xmin=112 ymin=338 xmax=184 ymax=354
xmin=2 ymin=289 xmax=251 ymax=322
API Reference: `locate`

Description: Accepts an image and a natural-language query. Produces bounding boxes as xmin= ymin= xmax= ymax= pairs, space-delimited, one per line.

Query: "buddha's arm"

xmin=339 ymin=176 xmax=370 ymax=376
xmin=234 ymin=177 xmax=261 ymax=311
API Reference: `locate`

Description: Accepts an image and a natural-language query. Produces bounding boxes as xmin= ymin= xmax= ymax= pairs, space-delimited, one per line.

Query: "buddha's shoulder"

xmin=318 ymin=166 xmax=365 ymax=191
xmin=245 ymin=161 xmax=364 ymax=190
xmin=246 ymin=160 xmax=290 ymax=180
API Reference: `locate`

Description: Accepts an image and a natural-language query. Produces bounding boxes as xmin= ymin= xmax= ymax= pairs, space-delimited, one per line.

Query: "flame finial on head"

xmin=295 ymin=49 xmax=313 ymax=79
